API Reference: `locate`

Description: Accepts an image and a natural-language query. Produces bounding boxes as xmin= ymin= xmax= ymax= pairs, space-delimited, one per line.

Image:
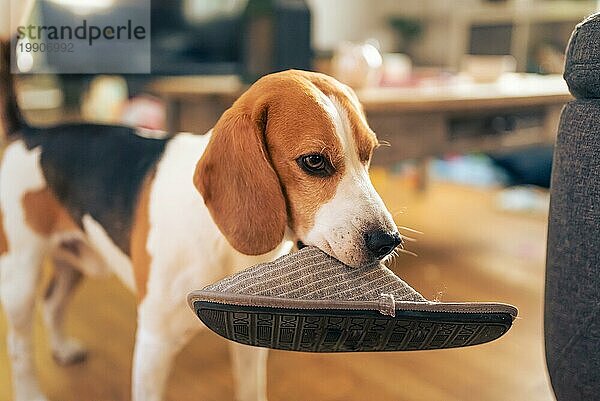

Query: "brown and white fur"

xmin=0 ymin=43 xmax=401 ymax=400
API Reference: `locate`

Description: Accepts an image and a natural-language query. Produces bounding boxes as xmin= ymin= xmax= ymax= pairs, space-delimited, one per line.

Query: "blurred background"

xmin=1 ymin=0 xmax=597 ymax=400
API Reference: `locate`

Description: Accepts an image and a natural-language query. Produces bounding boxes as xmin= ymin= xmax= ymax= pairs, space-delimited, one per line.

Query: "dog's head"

xmin=194 ymin=70 xmax=401 ymax=267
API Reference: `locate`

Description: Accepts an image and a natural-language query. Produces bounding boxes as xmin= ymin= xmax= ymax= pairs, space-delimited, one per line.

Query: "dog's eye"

xmin=297 ymin=154 xmax=334 ymax=177
xmin=304 ymin=154 xmax=325 ymax=170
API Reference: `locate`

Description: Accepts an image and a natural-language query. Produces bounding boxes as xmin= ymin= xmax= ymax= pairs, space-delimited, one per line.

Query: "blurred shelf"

xmin=391 ymin=0 xmax=596 ymax=70
xmin=398 ymin=0 xmax=596 ymax=23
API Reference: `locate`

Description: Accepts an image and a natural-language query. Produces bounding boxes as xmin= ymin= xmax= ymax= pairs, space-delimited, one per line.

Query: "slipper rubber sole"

xmin=192 ymin=300 xmax=514 ymax=352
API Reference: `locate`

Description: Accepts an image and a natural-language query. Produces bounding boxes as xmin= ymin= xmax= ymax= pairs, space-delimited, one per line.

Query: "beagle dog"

xmin=0 ymin=43 xmax=401 ymax=401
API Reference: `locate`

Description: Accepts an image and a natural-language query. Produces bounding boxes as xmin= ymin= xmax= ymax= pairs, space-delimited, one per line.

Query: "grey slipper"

xmin=188 ymin=247 xmax=518 ymax=352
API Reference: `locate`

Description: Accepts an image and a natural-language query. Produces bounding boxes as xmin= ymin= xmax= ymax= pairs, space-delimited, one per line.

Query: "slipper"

xmin=188 ymin=247 xmax=518 ymax=352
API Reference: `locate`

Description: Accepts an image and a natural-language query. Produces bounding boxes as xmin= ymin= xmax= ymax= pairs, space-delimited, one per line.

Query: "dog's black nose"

xmin=365 ymin=230 xmax=402 ymax=259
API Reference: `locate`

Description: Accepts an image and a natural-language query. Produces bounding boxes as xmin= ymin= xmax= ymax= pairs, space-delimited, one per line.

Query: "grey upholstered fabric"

xmin=564 ymin=13 xmax=600 ymax=98
xmin=204 ymin=246 xmax=426 ymax=303
xmin=545 ymin=14 xmax=600 ymax=401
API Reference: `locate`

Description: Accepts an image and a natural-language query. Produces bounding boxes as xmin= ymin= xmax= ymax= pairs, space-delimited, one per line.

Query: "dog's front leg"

xmin=132 ymin=328 xmax=179 ymax=401
xmin=132 ymin=298 xmax=199 ymax=401
xmin=229 ymin=342 xmax=269 ymax=401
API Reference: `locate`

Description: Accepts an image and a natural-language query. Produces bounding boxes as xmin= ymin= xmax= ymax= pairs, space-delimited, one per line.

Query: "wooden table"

xmin=149 ymin=73 xmax=571 ymax=170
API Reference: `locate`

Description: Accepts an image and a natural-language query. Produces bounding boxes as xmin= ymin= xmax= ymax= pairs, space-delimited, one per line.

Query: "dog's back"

xmin=0 ymin=40 xmax=171 ymax=256
xmin=18 ymin=124 xmax=169 ymax=253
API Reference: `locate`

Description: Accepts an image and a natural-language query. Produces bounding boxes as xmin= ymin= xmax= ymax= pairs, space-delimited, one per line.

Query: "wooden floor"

xmin=0 ymin=173 xmax=555 ymax=401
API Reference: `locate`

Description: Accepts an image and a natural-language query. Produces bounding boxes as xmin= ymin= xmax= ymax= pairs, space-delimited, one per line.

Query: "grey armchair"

xmin=545 ymin=13 xmax=600 ymax=401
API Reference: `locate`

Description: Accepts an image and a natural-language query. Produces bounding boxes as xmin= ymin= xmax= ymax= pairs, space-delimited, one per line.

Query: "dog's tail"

xmin=0 ymin=39 xmax=27 ymax=139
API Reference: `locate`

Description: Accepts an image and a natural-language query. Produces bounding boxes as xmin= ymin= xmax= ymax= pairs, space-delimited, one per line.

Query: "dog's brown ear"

xmin=194 ymin=99 xmax=287 ymax=255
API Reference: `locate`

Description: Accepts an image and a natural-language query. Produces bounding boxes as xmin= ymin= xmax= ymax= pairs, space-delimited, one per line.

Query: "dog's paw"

xmin=52 ymin=338 xmax=88 ymax=365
